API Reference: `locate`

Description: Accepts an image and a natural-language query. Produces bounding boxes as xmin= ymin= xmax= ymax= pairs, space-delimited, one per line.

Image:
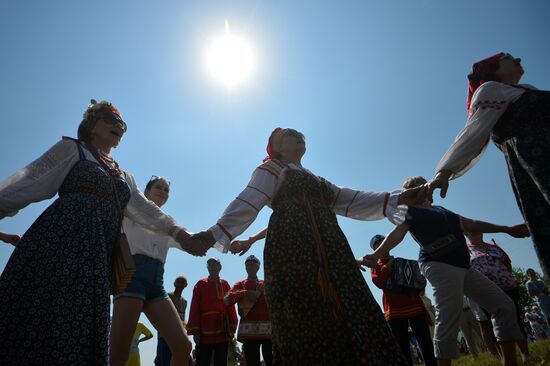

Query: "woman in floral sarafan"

xmin=195 ymin=128 xmax=429 ymax=365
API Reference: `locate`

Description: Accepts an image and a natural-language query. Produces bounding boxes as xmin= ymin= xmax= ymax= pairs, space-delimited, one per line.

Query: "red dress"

xmin=186 ymin=277 xmax=238 ymax=344
xmin=225 ymin=278 xmax=272 ymax=342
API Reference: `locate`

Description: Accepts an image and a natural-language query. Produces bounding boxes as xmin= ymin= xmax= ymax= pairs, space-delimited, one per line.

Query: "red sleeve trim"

xmin=331 ymin=188 xmax=341 ymax=210
xmin=258 ymin=166 xmax=279 ymax=178
xmin=247 ymin=185 xmax=271 ymax=200
xmin=236 ymin=197 xmax=260 ymax=212
xmin=345 ymin=191 xmax=360 ymax=216
xmin=216 ymin=223 xmax=234 ymax=241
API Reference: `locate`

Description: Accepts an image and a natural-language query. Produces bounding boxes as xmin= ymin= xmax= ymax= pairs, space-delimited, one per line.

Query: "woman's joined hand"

xmin=429 ymin=170 xmax=452 ymax=199
xmin=0 ymin=232 xmax=21 ymax=246
xmin=230 ymin=239 xmax=254 ymax=256
xmin=398 ymin=183 xmax=431 ymax=206
xmin=506 ymin=224 xmax=530 ymax=238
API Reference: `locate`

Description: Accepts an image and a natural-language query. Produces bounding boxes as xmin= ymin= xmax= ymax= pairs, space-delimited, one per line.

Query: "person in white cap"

xmin=224 ymin=255 xmax=272 ymax=366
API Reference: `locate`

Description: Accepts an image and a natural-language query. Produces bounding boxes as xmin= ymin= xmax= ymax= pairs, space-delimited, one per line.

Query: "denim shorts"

xmin=114 ymin=254 xmax=168 ymax=304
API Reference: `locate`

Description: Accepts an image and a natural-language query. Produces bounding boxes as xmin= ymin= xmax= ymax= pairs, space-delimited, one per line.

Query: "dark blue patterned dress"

xmin=492 ymin=88 xmax=550 ymax=278
xmin=264 ymin=170 xmax=406 ymax=365
xmin=0 ymin=143 xmax=131 ymax=365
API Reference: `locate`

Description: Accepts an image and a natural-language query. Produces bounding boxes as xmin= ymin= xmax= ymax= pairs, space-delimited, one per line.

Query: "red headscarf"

xmin=466 ymin=52 xmax=505 ymax=111
xmin=263 ymin=127 xmax=283 ymax=162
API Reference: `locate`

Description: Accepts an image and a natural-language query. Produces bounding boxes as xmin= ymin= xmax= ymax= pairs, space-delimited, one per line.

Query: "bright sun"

xmin=207 ymin=21 xmax=254 ymax=89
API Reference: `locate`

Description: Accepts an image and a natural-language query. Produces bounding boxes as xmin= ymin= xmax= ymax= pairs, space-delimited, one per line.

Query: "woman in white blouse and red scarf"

xmin=0 ymin=100 xmax=198 ymax=365
xmin=430 ymin=52 xmax=550 ymax=279
xmin=193 ymin=127 xmax=430 ymax=365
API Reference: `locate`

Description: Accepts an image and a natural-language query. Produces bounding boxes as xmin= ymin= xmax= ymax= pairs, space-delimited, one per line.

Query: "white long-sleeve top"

xmin=208 ymin=161 xmax=406 ymax=253
xmin=0 ymin=139 xmax=181 ymax=238
xmin=436 ymin=81 xmax=537 ymax=179
xmin=122 ymin=217 xmax=184 ymax=263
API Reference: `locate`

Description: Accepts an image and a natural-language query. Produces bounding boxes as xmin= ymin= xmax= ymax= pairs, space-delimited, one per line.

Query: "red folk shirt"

xmin=186 ymin=277 xmax=238 ymax=344
xmin=370 ymin=257 xmax=426 ymax=321
xmin=224 ymin=279 xmax=272 ymax=342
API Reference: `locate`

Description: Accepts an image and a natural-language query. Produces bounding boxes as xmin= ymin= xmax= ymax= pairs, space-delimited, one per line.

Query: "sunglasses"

xmin=100 ymin=115 xmax=127 ymax=132
xmin=150 ymin=175 xmax=171 ymax=185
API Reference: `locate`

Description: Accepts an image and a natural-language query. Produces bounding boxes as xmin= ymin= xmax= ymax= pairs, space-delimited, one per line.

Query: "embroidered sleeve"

xmin=327 ymin=181 xmax=406 ymax=224
xmin=208 ymin=164 xmax=278 ymax=253
xmin=123 ymin=171 xmax=181 ymax=236
xmin=0 ymin=139 xmax=80 ymax=218
xmin=436 ymin=81 xmax=526 ymax=179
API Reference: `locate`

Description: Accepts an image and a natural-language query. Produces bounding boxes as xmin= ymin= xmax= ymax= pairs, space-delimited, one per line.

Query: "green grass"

xmin=449 ymin=340 xmax=550 ymax=366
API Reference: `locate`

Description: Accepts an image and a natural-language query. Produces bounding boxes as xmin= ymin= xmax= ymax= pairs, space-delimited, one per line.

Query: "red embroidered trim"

xmin=471 ymin=100 xmax=507 ymax=113
xmin=331 ymin=188 xmax=341 ymax=210
xmin=257 ymin=166 xmax=279 ymax=178
xmin=216 ymin=223 xmax=234 ymax=241
xmin=345 ymin=191 xmax=360 ymax=217
xmin=247 ymin=185 xmax=271 ymax=199
xmin=236 ymin=197 xmax=260 ymax=212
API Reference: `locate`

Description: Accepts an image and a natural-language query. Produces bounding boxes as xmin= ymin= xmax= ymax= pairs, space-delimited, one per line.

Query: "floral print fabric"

xmin=0 ymin=144 xmax=130 ymax=365
xmin=264 ymin=169 xmax=406 ymax=365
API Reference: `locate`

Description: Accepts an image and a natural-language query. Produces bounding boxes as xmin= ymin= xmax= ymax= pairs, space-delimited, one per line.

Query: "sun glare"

xmin=207 ymin=21 xmax=254 ymax=89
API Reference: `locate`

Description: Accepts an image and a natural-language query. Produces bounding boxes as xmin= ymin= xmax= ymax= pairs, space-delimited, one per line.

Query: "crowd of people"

xmin=0 ymin=51 xmax=549 ymax=366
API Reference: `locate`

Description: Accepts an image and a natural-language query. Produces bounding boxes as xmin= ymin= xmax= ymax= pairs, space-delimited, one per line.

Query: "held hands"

xmin=362 ymin=255 xmax=378 ymax=268
xmin=229 ymin=238 xmax=254 ymax=256
xmin=398 ymin=183 xmax=431 ymax=206
xmin=429 ymin=170 xmax=452 ymax=199
xmin=356 ymin=258 xmax=367 ymax=272
xmin=176 ymin=230 xmax=215 ymax=257
xmin=0 ymin=232 xmax=21 ymax=246
xmin=357 ymin=255 xmax=377 ymax=270
xmin=190 ymin=231 xmax=217 ymax=256
xmin=506 ymin=224 xmax=530 ymax=238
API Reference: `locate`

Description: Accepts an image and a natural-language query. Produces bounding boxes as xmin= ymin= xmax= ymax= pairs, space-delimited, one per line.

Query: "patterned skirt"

xmin=493 ymin=89 xmax=550 ymax=278
xmin=263 ymin=172 xmax=406 ymax=365
xmin=0 ymin=159 xmax=129 ymax=365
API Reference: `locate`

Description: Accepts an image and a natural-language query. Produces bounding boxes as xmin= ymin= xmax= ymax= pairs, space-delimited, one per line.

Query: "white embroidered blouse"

xmin=208 ymin=162 xmax=406 ymax=253
xmin=436 ymin=81 xmax=537 ymax=179
xmin=0 ymin=139 xmax=181 ymax=238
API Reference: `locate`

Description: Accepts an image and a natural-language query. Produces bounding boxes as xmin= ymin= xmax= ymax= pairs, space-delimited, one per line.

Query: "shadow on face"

xmin=245 ymin=262 xmax=260 ymax=277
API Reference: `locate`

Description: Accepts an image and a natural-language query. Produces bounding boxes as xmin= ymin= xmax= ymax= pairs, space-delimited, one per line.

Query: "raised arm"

xmin=0 ymin=231 xmax=21 ymax=246
xmin=206 ymin=165 xmax=277 ymax=253
xmin=364 ymin=223 xmax=411 ymax=266
xmin=327 ymin=180 xmax=429 ymax=225
xmin=327 ymin=179 xmax=406 ymax=225
xmin=431 ymin=82 xmax=526 ymax=198
xmin=459 ymin=216 xmax=529 ymax=238
xmin=0 ymin=139 xmax=81 ymax=218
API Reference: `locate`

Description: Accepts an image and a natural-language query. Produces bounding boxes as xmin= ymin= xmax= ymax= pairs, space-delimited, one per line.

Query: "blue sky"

xmin=1 ymin=0 xmax=548 ymax=363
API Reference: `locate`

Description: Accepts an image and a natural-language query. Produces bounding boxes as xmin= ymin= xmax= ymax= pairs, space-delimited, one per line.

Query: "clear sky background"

xmin=1 ymin=0 xmax=549 ymax=364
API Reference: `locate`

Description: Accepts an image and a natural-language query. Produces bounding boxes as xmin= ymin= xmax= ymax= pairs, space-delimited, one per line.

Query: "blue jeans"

xmin=114 ymin=254 xmax=168 ymax=304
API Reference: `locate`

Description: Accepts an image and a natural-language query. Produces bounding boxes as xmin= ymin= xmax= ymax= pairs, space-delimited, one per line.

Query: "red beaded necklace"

xmin=84 ymin=143 xmax=123 ymax=176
